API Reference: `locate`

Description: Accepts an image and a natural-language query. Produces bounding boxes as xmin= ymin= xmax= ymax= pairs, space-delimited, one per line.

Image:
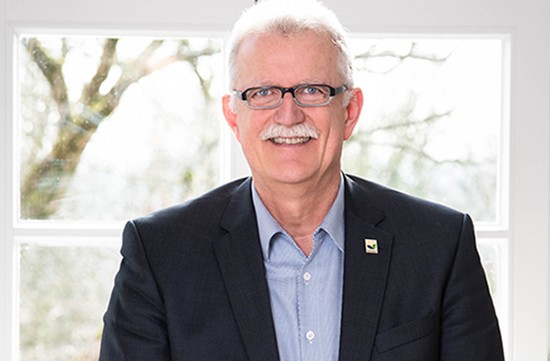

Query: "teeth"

xmin=271 ymin=137 xmax=311 ymax=145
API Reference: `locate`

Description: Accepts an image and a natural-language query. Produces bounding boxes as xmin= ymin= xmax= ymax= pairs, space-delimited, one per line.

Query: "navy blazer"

xmin=100 ymin=175 xmax=504 ymax=360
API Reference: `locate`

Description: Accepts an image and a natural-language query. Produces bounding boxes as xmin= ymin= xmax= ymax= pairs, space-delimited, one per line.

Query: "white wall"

xmin=1 ymin=0 xmax=12 ymax=358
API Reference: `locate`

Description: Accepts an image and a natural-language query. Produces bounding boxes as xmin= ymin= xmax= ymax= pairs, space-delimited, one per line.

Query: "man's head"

xmin=227 ymin=0 xmax=354 ymax=93
xmin=222 ymin=0 xmax=363 ymax=189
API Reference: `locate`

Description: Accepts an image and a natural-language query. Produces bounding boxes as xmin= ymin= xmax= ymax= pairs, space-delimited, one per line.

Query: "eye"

xmin=303 ymin=86 xmax=321 ymax=95
xmin=249 ymin=87 xmax=274 ymax=99
xmin=298 ymin=85 xmax=330 ymax=98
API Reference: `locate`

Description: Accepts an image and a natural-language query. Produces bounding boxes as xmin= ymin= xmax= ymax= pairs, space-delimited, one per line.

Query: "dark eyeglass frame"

xmin=234 ymin=83 xmax=348 ymax=109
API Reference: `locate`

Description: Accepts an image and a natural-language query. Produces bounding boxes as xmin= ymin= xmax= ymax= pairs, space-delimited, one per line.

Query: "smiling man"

xmin=222 ymin=27 xmax=362 ymax=257
xmin=99 ymin=1 xmax=505 ymax=360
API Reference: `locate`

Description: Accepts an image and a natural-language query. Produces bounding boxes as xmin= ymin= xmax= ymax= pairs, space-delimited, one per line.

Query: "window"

xmin=344 ymin=37 xmax=510 ymax=337
xmin=17 ymin=35 xmax=223 ymax=221
xmin=14 ymin=32 xmax=510 ymax=361
xmin=345 ymin=37 xmax=504 ymax=224
xmin=1 ymin=1 xmax=549 ymax=360
xmin=15 ymin=34 xmax=225 ymax=360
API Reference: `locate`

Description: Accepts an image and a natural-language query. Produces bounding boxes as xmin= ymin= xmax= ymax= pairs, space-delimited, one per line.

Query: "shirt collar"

xmin=252 ymin=175 xmax=345 ymax=260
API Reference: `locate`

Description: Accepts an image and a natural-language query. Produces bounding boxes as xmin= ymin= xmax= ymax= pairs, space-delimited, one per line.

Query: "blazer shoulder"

xmin=345 ymin=174 xmax=467 ymax=225
xmin=119 ymin=177 xmax=253 ymax=271
xmin=131 ymin=177 xmax=250 ymax=233
xmin=129 ymin=179 xmax=250 ymax=241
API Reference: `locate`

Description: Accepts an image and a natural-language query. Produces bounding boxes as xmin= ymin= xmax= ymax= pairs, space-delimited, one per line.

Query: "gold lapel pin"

xmin=364 ymin=239 xmax=378 ymax=254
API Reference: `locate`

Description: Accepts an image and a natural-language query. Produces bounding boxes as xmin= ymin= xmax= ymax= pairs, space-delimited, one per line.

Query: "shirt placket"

xmin=297 ymin=230 xmax=323 ymax=361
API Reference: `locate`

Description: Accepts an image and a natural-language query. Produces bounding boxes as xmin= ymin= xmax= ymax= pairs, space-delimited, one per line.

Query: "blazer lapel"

xmin=339 ymin=176 xmax=394 ymax=361
xmin=213 ymin=178 xmax=280 ymax=361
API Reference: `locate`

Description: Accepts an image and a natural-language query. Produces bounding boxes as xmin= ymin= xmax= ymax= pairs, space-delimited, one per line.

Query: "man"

xmin=100 ymin=0 xmax=505 ymax=360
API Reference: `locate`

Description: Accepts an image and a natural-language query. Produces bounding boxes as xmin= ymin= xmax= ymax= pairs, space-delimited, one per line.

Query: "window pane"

xmin=18 ymin=35 xmax=223 ymax=221
xmin=477 ymin=240 xmax=503 ymax=299
xmin=344 ymin=38 xmax=504 ymax=223
xmin=477 ymin=239 xmax=508 ymax=343
xmin=19 ymin=244 xmax=120 ymax=361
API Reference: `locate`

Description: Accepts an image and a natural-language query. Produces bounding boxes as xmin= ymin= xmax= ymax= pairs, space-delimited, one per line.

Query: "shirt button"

xmin=303 ymin=272 xmax=312 ymax=282
xmin=306 ymin=330 xmax=315 ymax=343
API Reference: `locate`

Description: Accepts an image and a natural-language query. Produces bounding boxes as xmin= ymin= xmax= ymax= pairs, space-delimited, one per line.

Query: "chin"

xmin=267 ymin=169 xmax=317 ymax=184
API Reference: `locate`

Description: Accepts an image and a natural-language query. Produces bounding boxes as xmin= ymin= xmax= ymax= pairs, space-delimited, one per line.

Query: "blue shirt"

xmin=252 ymin=179 xmax=345 ymax=361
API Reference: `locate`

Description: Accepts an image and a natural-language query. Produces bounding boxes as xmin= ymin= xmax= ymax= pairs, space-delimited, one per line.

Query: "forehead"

xmin=234 ymin=31 xmax=340 ymax=87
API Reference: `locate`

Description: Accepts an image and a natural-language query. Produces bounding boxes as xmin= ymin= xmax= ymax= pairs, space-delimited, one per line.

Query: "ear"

xmin=343 ymin=88 xmax=363 ymax=141
xmin=222 ymin=94 xmax=240 ymax=140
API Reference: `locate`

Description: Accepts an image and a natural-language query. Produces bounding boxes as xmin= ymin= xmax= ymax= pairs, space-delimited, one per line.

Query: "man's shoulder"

xmin=132 ymin=177 xmax=250 ymax=228
xmin=345 ymin=174 xmax=465 ymax=220
xmin=345 ymin=174 xmax=471 ymax=250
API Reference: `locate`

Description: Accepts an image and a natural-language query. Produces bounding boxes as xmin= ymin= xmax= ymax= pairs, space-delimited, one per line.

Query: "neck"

xmin=253 ymin=172 xmax=341 ymax=256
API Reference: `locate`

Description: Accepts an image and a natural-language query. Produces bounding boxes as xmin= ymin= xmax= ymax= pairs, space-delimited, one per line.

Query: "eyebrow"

xmin=246 ymin=79 xmax=329 ymax=87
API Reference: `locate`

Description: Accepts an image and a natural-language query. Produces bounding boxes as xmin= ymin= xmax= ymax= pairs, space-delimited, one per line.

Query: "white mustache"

xmin=260 ymin=123 xmax=319 ymax=141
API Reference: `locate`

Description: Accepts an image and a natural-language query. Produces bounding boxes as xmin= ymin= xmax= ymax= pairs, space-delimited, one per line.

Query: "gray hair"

xmin=227 ymin=0 xmax=354 ymax=92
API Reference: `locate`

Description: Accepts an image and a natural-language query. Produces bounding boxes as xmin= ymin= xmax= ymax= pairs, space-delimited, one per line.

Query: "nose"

xmin=274 ymin=91 xmax=305 ymax=126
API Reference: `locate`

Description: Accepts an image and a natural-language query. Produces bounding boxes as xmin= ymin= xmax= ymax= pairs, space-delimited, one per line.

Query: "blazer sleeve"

xmin=99 ymin=221 xmax=171 ymax=360
xmin=440 ymin=214 xmax=504 ymax=361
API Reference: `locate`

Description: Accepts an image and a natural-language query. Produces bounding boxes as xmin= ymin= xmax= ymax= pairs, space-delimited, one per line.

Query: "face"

xmin=222 ymin=31 xmax=363 ymax=189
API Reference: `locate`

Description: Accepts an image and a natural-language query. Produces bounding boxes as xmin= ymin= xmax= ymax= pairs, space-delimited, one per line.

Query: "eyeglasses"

xmin=234 ymin=84 xmax=348 ymax=109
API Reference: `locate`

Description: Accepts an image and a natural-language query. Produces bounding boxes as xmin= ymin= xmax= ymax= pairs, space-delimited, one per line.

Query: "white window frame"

xmin=1 ymin=0 xmax=549 ymax=360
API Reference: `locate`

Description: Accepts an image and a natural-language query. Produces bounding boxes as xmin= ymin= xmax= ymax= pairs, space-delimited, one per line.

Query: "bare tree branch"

xmin=23 ymin=38 xmax=71 ymax=122
xmin=21 ymin=37 xmax=219 ymax=219
xmin=81 ymin=39 xmax=171 ymax=121
xmin=354 ymin=41 xmax=456 ymax=74
xmin=81 ymin=38 xmax=119 ymax=105
xmin=370 ymin=111 xmax=452 ymax=134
